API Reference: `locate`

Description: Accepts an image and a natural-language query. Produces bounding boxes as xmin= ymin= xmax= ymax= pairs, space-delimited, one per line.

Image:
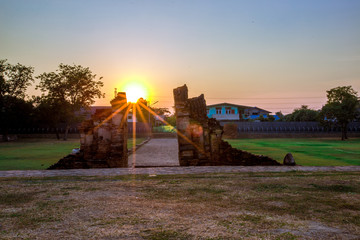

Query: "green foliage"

xmin=33 ymin=97 xmax=65 ymax=139
xmin=36 ymin=64 xmax=104 ymax=107
xmin=134 ymin=98 xmax=150 ymax=123
xmin=152 ymin=125 xmax=175 ymax=133
xmin=0 ymin=59 xmax=34 ymax=99
xmin=166 ymin=115 xmax=176 ymax=126
xmin=36 ymin=64 xmax=104 ymax=139
xmin=285 ymin=105 xmax=319 ymax=122
xmin=320 ymin=86 xmax=359 ymax=140
xmin=0 ymin=60 xmax=34 ymax=140
xmin=268 ymin=115 xmax=276 ymax=121
xmin=258 ymin=114 xmax=275 ymax=122
xmin=276 ymin=111 xmax=285 ymax=121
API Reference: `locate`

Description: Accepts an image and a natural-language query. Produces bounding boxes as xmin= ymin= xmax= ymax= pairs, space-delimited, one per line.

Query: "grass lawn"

xmin=226 ymin=138 xmax=360 ymax=166
xmin=152 ymin=125 xmax=176 ymax=133
xmin=0 ymin=138 xmax=145 ymax=170
xmin=0 ymin=172 xmax=359 ymax=239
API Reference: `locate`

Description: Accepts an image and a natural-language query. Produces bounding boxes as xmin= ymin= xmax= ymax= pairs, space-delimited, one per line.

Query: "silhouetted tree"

xmin=320 ymin=86 xmax=359 ymax=140
xmin=285 ymin=105 xmax=319 ymax=122
xmin=134 ymin=98 xmax=151 ymax=124
xmin=0 ymin=59 xmax=34 ymax=141
xmin=152 ymin=107 xmax=171 ymax=116
xmin=37 ymin=64 xmax=104 ymax=140
xmin=33 ymin=97 xmax=67 ymax=139
xmin=275 ymin=111 xmax=285 ymax=121
xmin=257 ymin=114 xmax=275 ymax=122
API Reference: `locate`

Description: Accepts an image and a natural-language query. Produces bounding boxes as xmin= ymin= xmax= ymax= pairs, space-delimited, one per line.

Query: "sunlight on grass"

xmin=0 ymin=138 xmax=145 ymax=170
xmin=152 ymin=125 xmax=176 ymax=133
xmin=226 ymin=138 xmax=360 ymax=166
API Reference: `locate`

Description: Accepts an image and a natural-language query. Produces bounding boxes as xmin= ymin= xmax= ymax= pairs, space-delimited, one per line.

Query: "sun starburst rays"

xmin=84 ymin=95 xmax=204 ymax=169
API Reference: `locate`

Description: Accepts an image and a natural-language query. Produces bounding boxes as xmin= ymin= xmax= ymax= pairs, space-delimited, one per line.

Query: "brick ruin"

xmin=173 ymin=84 xmax=281 ymax=166
xmin=48 ymin=92 xmax=129 ymax=169
xmin=49 ymin=85 xmax=285 ymax=169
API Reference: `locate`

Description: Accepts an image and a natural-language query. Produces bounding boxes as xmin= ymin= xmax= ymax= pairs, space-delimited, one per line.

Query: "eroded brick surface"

xmin=49 ymin=93 xmax=128 ymax=169
xmin=173 ymin=84 xmax=280 ymax=166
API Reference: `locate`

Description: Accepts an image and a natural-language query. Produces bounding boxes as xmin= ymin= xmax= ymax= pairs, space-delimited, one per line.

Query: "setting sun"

xmin=123 ymin=82 xmax=148 ymax=102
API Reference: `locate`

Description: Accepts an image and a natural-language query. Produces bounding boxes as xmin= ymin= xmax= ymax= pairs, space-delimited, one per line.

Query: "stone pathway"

xmin=128 ymin=138 xmax=179 ymax=167
xmin=0 ymin=166 xmax=359 ymax=178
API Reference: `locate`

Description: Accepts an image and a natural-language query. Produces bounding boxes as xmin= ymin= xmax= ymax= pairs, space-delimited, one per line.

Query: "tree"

xmin=166 ymin=114 xmax=177 ymax=126
xmin=37 ymin=64 xmax=104 ymax=140
xmin=152 ymin=107 xmax=171 ymax=116
xmin=320 ymin=86 xmax=359 ymax=140
xmin=0 ymin=59 xmax=34 ymax=99
xmin=275 ymin=111 xmax=285 ymax=121
xmin=0 ymin=59 xmax=34 ymax=141
xmin=285 ymin=105 xmax=319 ymax=122
xmin=257 ymin=114 xmax=275 ymax=122
xmin=33 ymin=97 xmax=65 ymax=140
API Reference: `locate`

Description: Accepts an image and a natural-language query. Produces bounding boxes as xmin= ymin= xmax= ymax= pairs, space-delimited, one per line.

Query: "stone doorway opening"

xmin=50 ymin=85 xmax=284 ymax=170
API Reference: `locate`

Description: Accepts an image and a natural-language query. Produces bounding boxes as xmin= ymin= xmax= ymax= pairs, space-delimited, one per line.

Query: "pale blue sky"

xmin=1 ymin=0 xmax=359 ymax=113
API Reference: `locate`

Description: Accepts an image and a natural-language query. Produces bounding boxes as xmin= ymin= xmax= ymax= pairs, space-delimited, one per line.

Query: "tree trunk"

xmin=344 ymin=123 xmax=348 ymax=140
xmin=63 ymin=124 xmax=69 ymax=141
xmin=341 ymin=123 xmax=346 ymax=141
xmin=55 ymin=128 xmax=60 ymax=140
xmin=2 ymin=127 xmax=9 ymax=142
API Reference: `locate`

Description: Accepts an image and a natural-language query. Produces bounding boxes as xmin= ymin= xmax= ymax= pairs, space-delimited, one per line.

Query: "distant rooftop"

xmin=206 ymin=102 xmax=271 ymax=113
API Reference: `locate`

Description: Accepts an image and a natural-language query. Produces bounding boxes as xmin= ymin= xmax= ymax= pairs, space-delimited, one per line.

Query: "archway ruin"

xmin=48 ymin=92 xmax=129 ymax=169
xmin=173 ymin=84 xmax=280 ymax=166
xmin=49 ymin=85 xmax=283 ymax=169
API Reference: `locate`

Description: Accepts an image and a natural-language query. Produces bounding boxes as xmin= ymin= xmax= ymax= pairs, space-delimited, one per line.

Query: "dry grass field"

xmin=1 ymin=171 xmax=359 ymax=239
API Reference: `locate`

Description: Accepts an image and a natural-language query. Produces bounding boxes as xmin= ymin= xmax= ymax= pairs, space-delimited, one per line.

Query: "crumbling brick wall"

xmin=48 ymin=92 xmax=128 ymax=169
xmin=173 ymin=85 xmax=280 ymax=166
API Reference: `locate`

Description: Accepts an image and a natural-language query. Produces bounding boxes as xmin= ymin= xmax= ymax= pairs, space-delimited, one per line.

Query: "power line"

xmin=206 ymin=97 xmax=325 ymax=100
xmin=151 ymin=95 xmax=325 ymax=100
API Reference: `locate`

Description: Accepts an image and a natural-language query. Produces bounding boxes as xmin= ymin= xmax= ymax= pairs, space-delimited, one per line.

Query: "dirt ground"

xmin=1 ymin=171 xmax=359 ymax=239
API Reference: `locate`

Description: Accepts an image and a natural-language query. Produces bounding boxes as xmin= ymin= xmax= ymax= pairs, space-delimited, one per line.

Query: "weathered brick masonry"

xmin=48 ymin=92 xmax=129 ymax=169
xmin=173 ymin=84 xmax=281 ymax=166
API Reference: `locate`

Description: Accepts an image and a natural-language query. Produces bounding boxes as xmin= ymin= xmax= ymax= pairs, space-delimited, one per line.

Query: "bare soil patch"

xmin=1 ymin=171 xmax=359 ymax=239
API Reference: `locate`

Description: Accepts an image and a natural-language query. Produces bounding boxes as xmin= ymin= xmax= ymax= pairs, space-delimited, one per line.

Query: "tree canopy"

xmin=0 ymin=59 xmax=34 ymax=99
xmin=0 ymin=59 xmax=34 ymax=141
xmin=36 ymin=63 xmax=104 ymax=140
xmin=37 ymin=64 xmax=104 ymax=107
xmin=285 ymin=105 xmax=319 ymax=122
xmin=320 ymin=86 xmax=359 ymax=140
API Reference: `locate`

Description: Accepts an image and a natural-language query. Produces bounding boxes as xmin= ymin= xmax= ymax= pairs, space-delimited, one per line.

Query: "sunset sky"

xmin=1 ymin=0 xmax=359 ymax=114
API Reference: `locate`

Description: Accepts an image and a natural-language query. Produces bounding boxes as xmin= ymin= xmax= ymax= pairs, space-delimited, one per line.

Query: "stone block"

xmin=173 ymin=84 xmax=281 ymax=166
xmin=48 ymin=93 xmax=129 ymax=169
